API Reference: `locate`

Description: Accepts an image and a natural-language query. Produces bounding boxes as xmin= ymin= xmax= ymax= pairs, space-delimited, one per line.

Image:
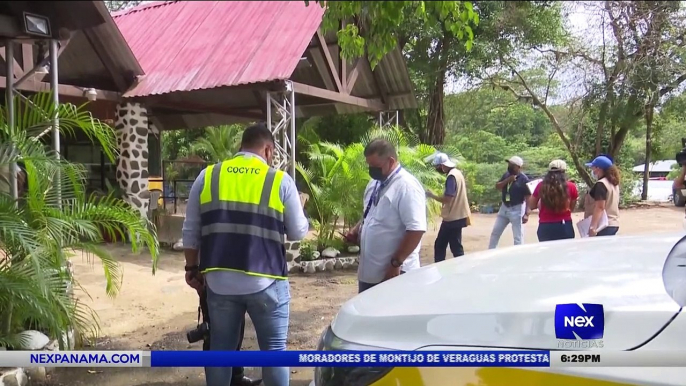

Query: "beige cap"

xmin=506 ymin=156 xmax=524 ymax=167
xmin=549 ymin=159 xmax=567 ymax=171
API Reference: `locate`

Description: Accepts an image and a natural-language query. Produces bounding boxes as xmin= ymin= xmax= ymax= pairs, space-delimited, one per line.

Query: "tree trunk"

xmin=595 ymin=100 xmax=610 ymax=155
xmin=641 ymin=106 xmax=654 ymax=201
xmin=422 ymin=32 xmax=451 ymax=145
xmin=424 ymin=73 xmax=446 ymax=145
xmin=397 ymin=110 xmax=407 ymax=129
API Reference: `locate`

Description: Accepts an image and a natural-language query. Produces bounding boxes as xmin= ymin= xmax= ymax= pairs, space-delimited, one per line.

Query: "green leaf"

xmin=465 ymin=39 xmax=473 ymax=51
xmin=0 ymin=92 xmax=159 ymax=346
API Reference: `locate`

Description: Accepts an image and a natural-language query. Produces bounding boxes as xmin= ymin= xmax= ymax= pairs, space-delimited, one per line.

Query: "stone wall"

xmin=284 ymin=241 xmax=360 ymax=274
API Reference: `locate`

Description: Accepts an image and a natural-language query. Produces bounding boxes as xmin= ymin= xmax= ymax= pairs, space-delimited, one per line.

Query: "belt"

xmin=503 ymin=201 xmax=523 ymax=207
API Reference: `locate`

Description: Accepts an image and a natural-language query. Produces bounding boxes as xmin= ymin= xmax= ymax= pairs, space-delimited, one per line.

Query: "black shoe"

xmin=231 ymin=376 xmax=262 ymax=386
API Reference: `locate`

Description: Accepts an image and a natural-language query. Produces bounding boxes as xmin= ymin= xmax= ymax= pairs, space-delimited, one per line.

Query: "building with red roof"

xmin=1 ymin=0 xmax=416 ymax=223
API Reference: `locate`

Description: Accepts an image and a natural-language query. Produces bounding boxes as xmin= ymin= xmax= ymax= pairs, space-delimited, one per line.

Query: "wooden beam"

xmin=291 ymin=81 xmax=385 ymax=110
xmin=0 ymin=76 xmax=121 ymax=102
xmin=16 ymin=40 xmax=72 ymax=86
xmin=58 ymin=39 xmax=72 ymax=57
xmin=306 ymin=42 xmax=338 ymax=50
xmin=148 ymin=100 xmax=264 ymax=121
xmin=316 ymin=30 xmax=342 ymax=93
xmin=0 ymin=14 xmax=22 ymax=38
xmin=21 ymin=44 xmax=33 ymax=75
xmin=340 ymin=21 xmax=347 ymax=93
xmin=82 ymin=30 xmax=129 ymax=91
xmin=346 ymin=58 xmax=362 ymax=93
xmin=1 ymin=45 xmax=24 ymax=78
xmin=367 ymin=56 xmax=388 ymax=104
xmin=305 ymin=49 xmax=336 ymax=91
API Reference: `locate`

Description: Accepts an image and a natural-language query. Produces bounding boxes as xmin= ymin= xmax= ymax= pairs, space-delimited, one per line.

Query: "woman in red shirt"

xmin=527 ymin=160 xmax=579 ymax=242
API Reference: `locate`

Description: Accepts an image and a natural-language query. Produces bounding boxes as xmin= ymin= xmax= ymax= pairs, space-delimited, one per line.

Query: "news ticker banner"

xmin=2 ymin=350 xmax=686 ymax=368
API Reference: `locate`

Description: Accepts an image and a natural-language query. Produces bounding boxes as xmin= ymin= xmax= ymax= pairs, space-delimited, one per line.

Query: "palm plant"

xmin=190 ymin=124 xmax=244 ymax=163
xmin=297 ymin=126 xmax=444 ymax=250
xmin=0 ymin=92 xmax=159 ymax=349
xmin=296 ymin=142 xmax=368 ymax=249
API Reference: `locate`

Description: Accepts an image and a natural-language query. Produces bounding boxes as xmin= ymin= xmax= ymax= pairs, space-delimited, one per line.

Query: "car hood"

xmin=332 ymin=233 xmax=685 ymax=351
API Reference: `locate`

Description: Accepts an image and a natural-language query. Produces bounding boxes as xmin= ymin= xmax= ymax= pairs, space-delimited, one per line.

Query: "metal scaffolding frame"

xmin=4 ymin=39 xmax=61 ymax=204
xmin=266 ymin=80 xmax=296 ymax=178
xmin=378 ymin=110 xmax=399 ymax=129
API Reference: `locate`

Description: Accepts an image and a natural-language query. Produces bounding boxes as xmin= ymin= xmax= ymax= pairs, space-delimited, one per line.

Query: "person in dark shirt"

xmin=488 ymin=156 xmax=531 ymax=248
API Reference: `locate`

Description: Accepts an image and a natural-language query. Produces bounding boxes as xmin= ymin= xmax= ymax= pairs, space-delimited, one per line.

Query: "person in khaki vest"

xmin=426 ymin=153 xmax=471 ymax=262
xmin=583 ymin=155 xmax=621 ymax=236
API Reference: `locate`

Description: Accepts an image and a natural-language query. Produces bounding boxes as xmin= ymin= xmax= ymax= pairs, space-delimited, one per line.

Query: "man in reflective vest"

xmin=182 ymin=122 xmax=309 ymax=386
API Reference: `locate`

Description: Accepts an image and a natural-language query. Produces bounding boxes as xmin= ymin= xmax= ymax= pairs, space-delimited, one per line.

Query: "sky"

xmin=445 ymin=2 xmax=608 ymax=102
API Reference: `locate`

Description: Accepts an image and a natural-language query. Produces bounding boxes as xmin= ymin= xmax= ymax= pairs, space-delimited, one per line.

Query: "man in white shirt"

xmin=345 ymin=139 xmax=427 ymax=293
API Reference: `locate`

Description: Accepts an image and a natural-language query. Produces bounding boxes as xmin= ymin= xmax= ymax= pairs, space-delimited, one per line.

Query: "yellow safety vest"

xmin=198 ymin=155 xmax=287 ymax=279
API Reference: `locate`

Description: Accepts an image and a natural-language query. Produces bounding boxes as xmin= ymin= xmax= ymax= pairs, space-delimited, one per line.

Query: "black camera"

xmin=186 ymin=321 xmax=209 ymax=344
xmin=676 ymin=138 xmax=686 ymax=166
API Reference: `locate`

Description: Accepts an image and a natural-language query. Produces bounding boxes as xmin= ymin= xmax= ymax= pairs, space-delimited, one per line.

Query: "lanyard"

xmin=363 ymin=167 xmax=402 ymax=220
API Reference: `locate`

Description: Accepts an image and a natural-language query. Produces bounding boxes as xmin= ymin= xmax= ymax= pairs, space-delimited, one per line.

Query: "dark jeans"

xmin=537 ymin=221 xmax=575 ymax=242
xmin=597 ymin=226 xmax=619 ymax=236
xmin=434 ymin=218 xmax=467 ymax=263
xmin=200 ymin=288 xmax=245 ymax=379
xmin=358 ymin=271 xmax=405 ymax=293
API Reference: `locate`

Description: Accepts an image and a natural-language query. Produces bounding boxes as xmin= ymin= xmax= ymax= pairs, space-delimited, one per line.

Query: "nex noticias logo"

xmin=554 ymin=303 xmax=604 ymax=340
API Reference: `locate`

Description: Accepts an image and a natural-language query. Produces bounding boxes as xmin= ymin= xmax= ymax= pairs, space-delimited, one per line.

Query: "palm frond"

xmin=0 ymin=92 xmax=159 ymax=347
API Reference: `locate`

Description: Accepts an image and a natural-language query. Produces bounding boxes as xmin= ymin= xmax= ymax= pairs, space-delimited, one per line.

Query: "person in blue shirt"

xmin=488 ymin=156 xmax=531 ymax=248
xmin=182 ymin=123 xmax=309 ymax=386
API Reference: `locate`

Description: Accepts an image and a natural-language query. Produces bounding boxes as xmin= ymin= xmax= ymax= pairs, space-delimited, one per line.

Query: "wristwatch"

xmin=184 ymin=265 xmax=199 ymax=272
xmin=391 ymin=259 xmax=402 ymax=268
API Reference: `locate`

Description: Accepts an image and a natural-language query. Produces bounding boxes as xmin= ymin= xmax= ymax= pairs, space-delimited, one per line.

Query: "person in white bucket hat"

xmin=426 ymin=153 xmax=471 ymax=262
xmin=488 ymin=155 xmax=531 ymax=248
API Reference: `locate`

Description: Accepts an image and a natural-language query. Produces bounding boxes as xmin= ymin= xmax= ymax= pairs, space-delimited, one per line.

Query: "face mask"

xmin=368 ymin=166 xmax=385 ymax=181
xmin=436 ymin=167 xmax=445 ymax=174
xmin=591 ymin=171 xmax=598 ymax=180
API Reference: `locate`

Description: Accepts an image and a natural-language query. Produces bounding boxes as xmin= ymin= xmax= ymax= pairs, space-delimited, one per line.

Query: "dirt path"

xmin=42 ymin=206 xmax=683 ymax=386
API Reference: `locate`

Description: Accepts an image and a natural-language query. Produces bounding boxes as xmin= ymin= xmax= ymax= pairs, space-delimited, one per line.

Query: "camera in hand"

xmin=676 ymin=138 xmax=686 ymax=166
xmin=186 ymin=321 xmax=209 ymax=343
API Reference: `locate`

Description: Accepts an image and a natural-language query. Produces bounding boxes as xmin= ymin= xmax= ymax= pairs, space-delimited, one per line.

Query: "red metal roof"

xmin=112 ymin=1 xmax=324 ymax=97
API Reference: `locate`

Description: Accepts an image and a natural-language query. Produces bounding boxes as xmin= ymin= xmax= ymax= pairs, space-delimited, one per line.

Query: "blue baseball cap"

xmin=585 ymin=155 xmax=613 ymax=170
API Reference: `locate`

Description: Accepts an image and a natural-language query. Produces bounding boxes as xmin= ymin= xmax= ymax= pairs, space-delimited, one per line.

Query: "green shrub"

xmin=299 ymin=241 xmax=317 ymax=261
xmin=460 ymin=162 xmax=505 ymax=206
xmin=297 ymin=126 xmax=442 ymax=249
xmin=0 ymin=92 xmax=159 ymax=349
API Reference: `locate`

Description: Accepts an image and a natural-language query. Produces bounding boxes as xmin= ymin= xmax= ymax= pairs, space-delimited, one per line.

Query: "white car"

xmin=311 ymin=233 xmax=686 ymax=386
